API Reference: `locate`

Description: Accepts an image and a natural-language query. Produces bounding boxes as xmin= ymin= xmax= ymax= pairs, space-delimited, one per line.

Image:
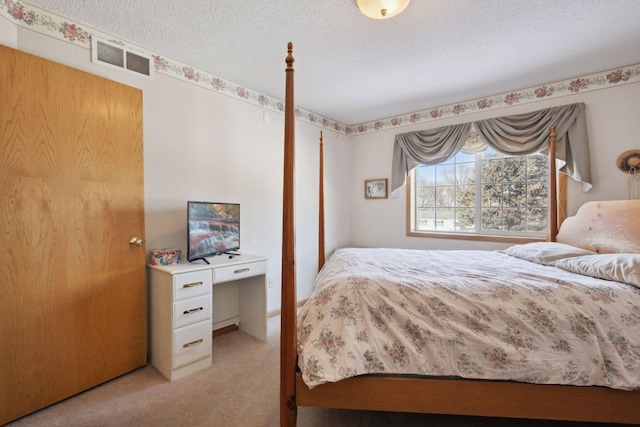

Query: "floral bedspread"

xmin=297 ymin=248 xmax=640 ymax=390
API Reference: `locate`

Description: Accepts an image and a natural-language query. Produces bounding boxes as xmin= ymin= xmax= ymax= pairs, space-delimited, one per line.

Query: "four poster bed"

xmin=279 ymin=43 xmax=640 ymax=426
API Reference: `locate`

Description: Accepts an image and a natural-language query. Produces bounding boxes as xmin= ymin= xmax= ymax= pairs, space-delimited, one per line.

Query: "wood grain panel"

xmin=280 ymin=42 xmax=298 ymax=427
xmin=296 ymin=373 xmax=640 ymax=424
xmin=0 ymin=45 xmax=146 ymax=424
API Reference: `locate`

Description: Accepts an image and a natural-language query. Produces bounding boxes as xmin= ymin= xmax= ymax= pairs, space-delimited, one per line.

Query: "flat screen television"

xmin=187 ymin=201 xmax=240 ymax=263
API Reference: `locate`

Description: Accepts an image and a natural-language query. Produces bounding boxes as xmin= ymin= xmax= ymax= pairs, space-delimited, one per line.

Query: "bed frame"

xmin=279 ymin=43 xmax=640 ymax=426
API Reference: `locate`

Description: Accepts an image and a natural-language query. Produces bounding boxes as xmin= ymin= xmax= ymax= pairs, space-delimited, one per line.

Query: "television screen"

xmin=187 ymin=201 xmax=240 ymax=262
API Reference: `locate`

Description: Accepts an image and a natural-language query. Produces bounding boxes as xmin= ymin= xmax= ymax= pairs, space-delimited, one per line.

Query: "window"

xmin=409 ymin=146 xmax=549 ymax=240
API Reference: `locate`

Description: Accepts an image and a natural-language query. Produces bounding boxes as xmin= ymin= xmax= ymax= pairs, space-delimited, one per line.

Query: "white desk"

xmin=148 ymin=253 xmax=267 ymax=380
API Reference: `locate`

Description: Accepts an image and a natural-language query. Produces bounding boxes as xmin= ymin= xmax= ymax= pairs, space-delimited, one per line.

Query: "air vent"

xmin=91 ymin=37 xmax=154 ymax=79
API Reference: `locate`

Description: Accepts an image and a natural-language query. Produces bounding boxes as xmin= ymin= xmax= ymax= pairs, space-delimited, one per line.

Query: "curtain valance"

xmin=391 ymin=103 xmax=591 ymax=194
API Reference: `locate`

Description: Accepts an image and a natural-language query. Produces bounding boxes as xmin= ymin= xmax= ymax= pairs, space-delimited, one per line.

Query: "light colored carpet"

xmin=6 ymin=316 xmax=624 ymax=426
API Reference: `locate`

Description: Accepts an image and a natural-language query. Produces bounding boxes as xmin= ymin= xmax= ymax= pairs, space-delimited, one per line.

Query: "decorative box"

xmin=150 ymin=248 xmax=182 ymax=266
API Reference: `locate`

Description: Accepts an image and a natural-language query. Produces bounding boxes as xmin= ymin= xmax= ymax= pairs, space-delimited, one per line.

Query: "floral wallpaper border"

xmin=3 ymin=0 xmax=640 ymax=136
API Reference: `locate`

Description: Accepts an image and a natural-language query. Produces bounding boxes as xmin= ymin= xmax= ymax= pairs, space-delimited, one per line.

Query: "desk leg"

xmin=238 ymin=274 xmax=267 ymax=341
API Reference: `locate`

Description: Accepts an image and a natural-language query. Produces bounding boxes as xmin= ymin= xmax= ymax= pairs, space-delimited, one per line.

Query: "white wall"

xmin=12 ymin=27 xmax=351 ymax=311
xmin=349 ymin=83 xmax=640 ymax=250
xmin=0 ymin=12 xmax=16 ymax=48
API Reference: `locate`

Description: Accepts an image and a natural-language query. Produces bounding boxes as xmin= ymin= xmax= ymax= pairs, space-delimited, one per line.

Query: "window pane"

xmin=417 ymin=207 xmax=436 ymax=231
xmin=456 ymin=185 xmax=475 ymax=207
xmin=456 ymin=162 xmax=475 ymax=185
xmin=435 ymin=208 xmax=455 ymax=231
xmin=417 ymin=166 xmax=435 ymax=185
xmin=527 ymin=207 xmax=547 ymax=231
xmin=527 ymin=156 xmax=547 ymax=181
xmin=503 ymin=208 xmax=526 ymax=231
xmin=435 ymin=186 xmax=455 ymax=207
xmin=504 ymin=157 xmax=526 ymax=182
xmin=483 ymin=147 xmax=502 ymax=159
xmin=503 ymin=182 xmax=526 ymax=207
xmin=527 ymin=181 xmax=547 ymax=207
xmin=481 ymin=158 xmax=503 ymax=182
xmin=455 ymin=208 xmax=475 ymax=231
xmin=417 ymin=185 xmax=435 ymax=207
xmin=481 ymin=207 xmax=502 ymax=230
xmin=435 ymin=164 xmax=455 ymax=185
xmin=481 ymin=184 xmax=502 ymax=207
xmin=456 ymin=151 xmax=475 ymax=162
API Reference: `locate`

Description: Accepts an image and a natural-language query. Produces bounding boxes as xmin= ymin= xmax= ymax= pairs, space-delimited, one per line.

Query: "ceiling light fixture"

xmin=355 ymin=0 xmax=410 ymax=20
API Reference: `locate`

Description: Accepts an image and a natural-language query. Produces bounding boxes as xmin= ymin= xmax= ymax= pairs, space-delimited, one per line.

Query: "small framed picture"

xmin=364 ymin=178 xmax=388 ymax=199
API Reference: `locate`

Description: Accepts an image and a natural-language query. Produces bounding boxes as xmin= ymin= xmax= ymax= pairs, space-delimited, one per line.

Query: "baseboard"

xmin=267 ymin=298 xmax=308 ymax=318
xmin=213 ymin=324 xmax=238 ymax=338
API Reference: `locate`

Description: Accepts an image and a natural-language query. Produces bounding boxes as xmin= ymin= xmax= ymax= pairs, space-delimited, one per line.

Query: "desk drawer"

xmin=173 ymin=270 xmax=211 ymax=301
xmin=213 ymin=261 xmax=266 ymax=284
xmin=174 ymin=294 xmax=212 ymax=328
xmin=173 ymin=321 xmax=212 ymax=369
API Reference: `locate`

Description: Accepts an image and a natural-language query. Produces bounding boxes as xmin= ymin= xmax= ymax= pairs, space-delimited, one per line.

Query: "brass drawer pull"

xmin=234 ymin=268 xmax=250 ymax=274
xmin=183 ymin=281 xmax=203 ymax=288
xmin=183 ymin=307 xmax=204 ymax=315
xmin=183 ymin=339 xmax=203 ymax=348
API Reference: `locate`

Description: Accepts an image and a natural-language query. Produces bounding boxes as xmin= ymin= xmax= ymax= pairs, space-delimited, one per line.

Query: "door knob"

xmin=129 ymin=237 xmax=144 ymax=247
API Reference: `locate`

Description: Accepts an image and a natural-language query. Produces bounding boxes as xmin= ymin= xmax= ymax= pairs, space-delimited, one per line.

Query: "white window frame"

xmin=407 ymin=149 xmax=550 ymax=243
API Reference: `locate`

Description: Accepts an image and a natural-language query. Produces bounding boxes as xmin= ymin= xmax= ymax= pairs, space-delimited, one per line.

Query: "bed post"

xmin=280 ymin=42 xmax=297 ymax=427
xmin=318 ymin=131 xmax=325 ymax=271
xmin=547 ymin=125 xmax=558 ymax=242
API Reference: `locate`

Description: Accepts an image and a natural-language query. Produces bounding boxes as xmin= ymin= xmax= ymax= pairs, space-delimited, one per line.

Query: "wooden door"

xmin=0 ymin=45 xmax=146 ymax=424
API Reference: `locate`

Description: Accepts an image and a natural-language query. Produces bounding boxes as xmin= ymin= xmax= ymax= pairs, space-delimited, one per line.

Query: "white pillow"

xmin=500 ymin=242 xmax=596 ymax=265
xmin=552 ymin=254 xmax=640 ymax=288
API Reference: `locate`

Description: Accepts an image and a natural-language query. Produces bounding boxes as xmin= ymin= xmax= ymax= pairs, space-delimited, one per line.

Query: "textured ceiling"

xmin=25 ymin=0 xmax=640 ymax=125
